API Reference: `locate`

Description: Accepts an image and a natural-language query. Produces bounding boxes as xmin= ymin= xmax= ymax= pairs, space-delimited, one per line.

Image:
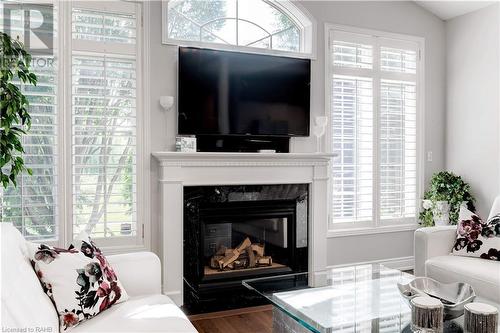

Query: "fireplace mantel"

xmin=153 ymin=152 xmax=333 ymax=166
xmin=152 ymin=152 xmax=333 ymax=305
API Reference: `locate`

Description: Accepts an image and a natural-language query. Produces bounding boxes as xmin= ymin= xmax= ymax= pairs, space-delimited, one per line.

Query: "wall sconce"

xmin=160 ymin=96 xmax=174 ymax=111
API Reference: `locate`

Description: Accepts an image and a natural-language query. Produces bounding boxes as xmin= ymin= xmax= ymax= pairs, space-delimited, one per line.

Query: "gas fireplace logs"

xmin=209 ymin=237 xmax=272 ymax=271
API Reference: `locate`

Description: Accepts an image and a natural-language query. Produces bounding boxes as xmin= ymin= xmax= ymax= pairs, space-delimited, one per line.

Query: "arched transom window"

xmin=165 ymin=0 xmax=313 ymax=54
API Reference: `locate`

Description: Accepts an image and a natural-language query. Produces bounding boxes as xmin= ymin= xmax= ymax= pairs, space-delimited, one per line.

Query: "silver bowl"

xmin=397 ymin=277 xmax=476 ymax=320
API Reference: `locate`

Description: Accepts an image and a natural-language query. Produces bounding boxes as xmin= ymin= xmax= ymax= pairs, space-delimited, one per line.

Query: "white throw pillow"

xmin=452 ymin=206 xmax=500 ymax=261
xmin=29 ymin=236 xmax=129 ymax=331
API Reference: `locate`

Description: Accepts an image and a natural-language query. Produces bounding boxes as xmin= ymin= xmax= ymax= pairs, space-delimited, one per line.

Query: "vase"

xmin=313 ymin=116 xmax=327 ymax=153
xmin=422 ymin=200 xmax=450 ymax=226
xmin=433 ymin=201 xmax=450 ymax=226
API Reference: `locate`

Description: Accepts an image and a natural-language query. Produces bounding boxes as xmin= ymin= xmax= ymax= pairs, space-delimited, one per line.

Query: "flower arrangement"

xmin=419 ymin=171 xmax=475 ymax=226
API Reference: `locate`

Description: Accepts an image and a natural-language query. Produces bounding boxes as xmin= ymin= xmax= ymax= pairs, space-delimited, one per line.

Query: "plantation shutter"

xmin=333 ymin=36 xmax=373 ymax=70
xmin=0 ymin=1 xmax=58 ymax=241
xmin=329 ymin=29 xmax=419 ymax=228
xmin=331 ymin=75 xmax=373 ymax=223
xmin=379 ymin=80 xmax=417 ymax=220
xmin=70 ymin=2 xmax=139 ymax=241
xmin=379 ymin=41 xmax=418 ymax=221
xmin=330 ymin=31 xmax=375 ymax=226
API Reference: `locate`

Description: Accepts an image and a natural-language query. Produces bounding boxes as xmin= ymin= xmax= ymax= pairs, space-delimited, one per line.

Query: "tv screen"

xmin=178 ymin=47 xmax=311 ymax=137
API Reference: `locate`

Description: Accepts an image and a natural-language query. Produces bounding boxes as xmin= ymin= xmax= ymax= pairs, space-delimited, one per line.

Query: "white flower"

xmin=422 ymin=200 xmax=432 ymax=210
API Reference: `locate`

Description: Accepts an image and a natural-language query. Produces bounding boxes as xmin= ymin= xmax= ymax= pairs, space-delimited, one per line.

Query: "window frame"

xmin=161 ymin=0 xmax=316 ymax=59
xmin=61 ymin=0 xmax=150 ymax=253
xmin=0 ymin=0 xmax=152 ymax=254
xmin=325 ymin=24 xmax=425 ymax=237
xmin=0 ymin=0 xmax=61 ymax=245
xmin=1 ymin=0 xmax=152 ymax=253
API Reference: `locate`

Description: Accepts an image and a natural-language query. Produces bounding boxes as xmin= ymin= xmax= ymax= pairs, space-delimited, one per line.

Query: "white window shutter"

xmin=1 ymin=56 xmax=58 ymax=240
xmin=0 ymin=1 xmax=58 ymax=241
xmin=330 ymin=28 xmax=419 ymax=228
xmin=1 ymin=1 xmax=142 ymax=245
xmin=381 ymin=46 xmax=417 ymax=74
xmin=333 ymin=41 xmax=373 ymax=69
xmin=71 ymin=4 xmax=139 ymax=240
xmin=72 ymin=8 xmax=137 ymax=44
xmin=379 ymin=80 xmax=417 ymax=220
xmin=331 ymin=75 xmax=373 ymax=223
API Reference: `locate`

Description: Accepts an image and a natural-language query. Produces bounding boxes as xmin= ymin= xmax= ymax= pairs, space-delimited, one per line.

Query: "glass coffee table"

xmin=243 ymin=264 xmax=499 ymax=333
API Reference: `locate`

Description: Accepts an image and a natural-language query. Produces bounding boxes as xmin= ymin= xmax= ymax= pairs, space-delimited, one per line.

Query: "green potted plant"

xmin=1 ymin=32 xmax=37 ymax=188
xmin=419 ymin=171 xmax=475 ymax=227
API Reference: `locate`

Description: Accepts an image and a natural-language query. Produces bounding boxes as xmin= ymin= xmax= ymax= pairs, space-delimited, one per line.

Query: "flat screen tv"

xmin=178 ymin=47 xmax=311 ymax=137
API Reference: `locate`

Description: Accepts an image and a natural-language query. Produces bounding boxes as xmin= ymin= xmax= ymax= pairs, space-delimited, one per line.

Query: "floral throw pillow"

xmin=452 ymin=206 xmax=500 ymax=261
xmin=29 ymin=236 xmax=129 ymax=331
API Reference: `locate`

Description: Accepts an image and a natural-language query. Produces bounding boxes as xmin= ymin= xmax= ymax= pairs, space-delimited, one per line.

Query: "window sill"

xmin=327 ymin=223 xmax=419 ymax=238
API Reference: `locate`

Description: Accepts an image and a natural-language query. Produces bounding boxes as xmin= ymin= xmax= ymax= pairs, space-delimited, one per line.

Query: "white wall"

xmin=147 ymin=1 xmax=447 ymax=266
xmin=445 ymin=3 xmax=500 ymax=218
xmin=327 ymin=230 xmax=415 ymax=266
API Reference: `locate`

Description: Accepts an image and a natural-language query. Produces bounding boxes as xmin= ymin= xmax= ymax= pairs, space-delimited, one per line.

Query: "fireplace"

xmin=183 ymin=184 xmax=308 ymax=313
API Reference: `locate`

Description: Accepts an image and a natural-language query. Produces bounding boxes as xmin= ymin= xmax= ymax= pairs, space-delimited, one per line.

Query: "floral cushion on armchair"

xmin=29 ymin=235 xmax=129 ymax=331
xmin=452 ymin=206 xmax=500 ymax=261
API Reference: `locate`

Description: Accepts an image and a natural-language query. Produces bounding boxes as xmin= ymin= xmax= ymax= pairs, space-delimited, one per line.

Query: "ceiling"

xmin=415 ymin=1 xmax=497 ymax=20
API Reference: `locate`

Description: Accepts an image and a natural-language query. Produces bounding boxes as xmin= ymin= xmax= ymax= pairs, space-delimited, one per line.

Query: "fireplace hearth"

xmin=183 ymin=184 xmax=308 ymax=313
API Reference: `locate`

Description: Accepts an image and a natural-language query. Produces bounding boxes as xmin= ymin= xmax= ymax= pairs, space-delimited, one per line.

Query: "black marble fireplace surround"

xmin=183 ymin=184 xmax=309 ymax=313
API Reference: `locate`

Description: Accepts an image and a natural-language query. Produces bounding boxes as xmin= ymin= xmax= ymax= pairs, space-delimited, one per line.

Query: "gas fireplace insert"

xmin=183 ymin=184 xmax=308 ymax=313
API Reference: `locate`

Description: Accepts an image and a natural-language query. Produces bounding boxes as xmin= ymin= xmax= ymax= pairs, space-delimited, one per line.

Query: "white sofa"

xmin=414 ymin=197 xmax=500 ymax=304
xmin=0 ymin=223 xmax=197 ymax=333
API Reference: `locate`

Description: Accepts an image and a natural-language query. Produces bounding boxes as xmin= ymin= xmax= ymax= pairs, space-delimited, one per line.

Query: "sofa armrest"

xmin=107 ymin=252 xmax=161 ymax=297
xmin=414 ymin=226 xmax=456 ymax=277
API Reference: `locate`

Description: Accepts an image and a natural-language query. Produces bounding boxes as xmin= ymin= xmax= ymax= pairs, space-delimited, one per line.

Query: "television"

xmin=178 ymin=47 xmax=311 ymax=137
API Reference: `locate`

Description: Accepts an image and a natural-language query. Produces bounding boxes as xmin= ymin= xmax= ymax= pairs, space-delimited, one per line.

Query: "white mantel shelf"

xmin=152 ymin=152 xmax=335 ymax=166
xmin=152 ymin=151 xmax=332 ymax=305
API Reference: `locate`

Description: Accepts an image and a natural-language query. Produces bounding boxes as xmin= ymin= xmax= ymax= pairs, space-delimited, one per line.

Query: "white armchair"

xmin=106 ymin=252 xmax=162 ymax=297
xmin=0 ymin=223 xmax=198 ymax=333
xmin=414 ymin=196 xmax=500 ymax=304
xmin=414 ymin=226 xmax=457 ymax=277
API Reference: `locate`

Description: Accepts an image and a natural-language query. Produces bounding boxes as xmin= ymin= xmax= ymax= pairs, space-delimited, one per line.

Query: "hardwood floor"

xmin=189 ymin=305 xmax=273 ymax=333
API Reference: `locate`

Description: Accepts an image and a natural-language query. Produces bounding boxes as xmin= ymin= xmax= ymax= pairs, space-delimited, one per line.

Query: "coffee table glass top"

xmin=243 ymin=264 xmax=491 ymax=333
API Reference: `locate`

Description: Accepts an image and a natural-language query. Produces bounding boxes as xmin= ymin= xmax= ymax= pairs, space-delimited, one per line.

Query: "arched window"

xmin=163 ymin=0 xmax=314 ymax=55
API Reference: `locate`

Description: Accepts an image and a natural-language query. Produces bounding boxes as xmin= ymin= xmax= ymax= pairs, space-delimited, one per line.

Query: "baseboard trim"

xmin=327 ymin=256 xmax=414 ymax=271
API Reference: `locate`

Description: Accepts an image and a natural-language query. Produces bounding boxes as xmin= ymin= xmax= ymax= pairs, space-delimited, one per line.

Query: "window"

xmin=163 ymin=0 xmax=314 ymax=55
xmin=72 ymin=8 xmax=137 ymax=44
xmin=0 ymin=55 xmax=58 ymax=240
xmin=1 ymin=1 xmax=145 ymax=248
xmin=71 ymin=2 xmax=140 ymax=242
xmin=327 ymin=26 xmax=422 ymax=231
xmin=0 ymin=2 xmax=58 ymax=241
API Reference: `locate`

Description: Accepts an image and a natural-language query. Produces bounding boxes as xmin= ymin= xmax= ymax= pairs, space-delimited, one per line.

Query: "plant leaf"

xmin=0 ymin=32 xmax=37 ymax=189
